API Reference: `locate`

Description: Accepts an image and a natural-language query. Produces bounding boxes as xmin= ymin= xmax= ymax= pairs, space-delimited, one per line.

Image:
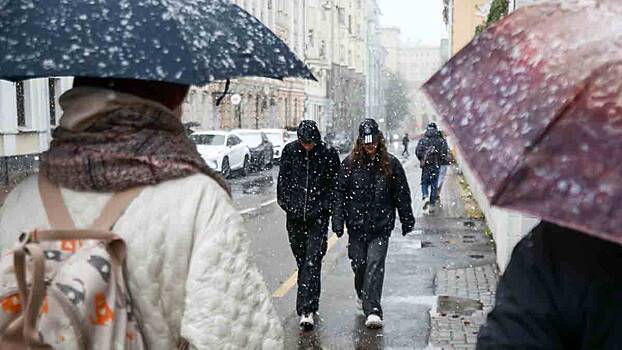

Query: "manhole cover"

xmin=437 ymin=296 xmax=483 ymax=316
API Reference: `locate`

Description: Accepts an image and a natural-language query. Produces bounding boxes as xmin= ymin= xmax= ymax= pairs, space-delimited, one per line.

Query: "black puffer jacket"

xmin=332 ymin=154 xmax=415 ymax=241
xmin=478 ymin=222 xmax=622 ymax=350
xmin=277 ymin=134 xmax=340 ymax=221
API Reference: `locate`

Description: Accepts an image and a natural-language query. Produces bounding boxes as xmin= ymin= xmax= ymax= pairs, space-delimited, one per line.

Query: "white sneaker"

xmin=365 ymin=314 xmax=383 ymax=329
xmin=299 ymin=313 xmax=315 ymax=331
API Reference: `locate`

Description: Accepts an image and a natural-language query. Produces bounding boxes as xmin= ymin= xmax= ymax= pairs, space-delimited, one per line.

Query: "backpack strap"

xmin=90 ymin=187 xmax=143 ymax=231
xmin=39 ymin=173 xmax=142 ymax=232
xmin=39 ymin=173 xmax=76 ymax=230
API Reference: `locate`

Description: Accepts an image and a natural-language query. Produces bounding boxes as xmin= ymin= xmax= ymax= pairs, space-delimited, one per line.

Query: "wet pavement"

xmin=230 ymin=156 xmax=498 ymax=349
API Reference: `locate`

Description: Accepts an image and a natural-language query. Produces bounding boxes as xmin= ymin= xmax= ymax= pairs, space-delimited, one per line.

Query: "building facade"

xmin=379 ymin=26 xmax=401 ymax=74
xmin=398 ymin=45 xmax=443 ymax=130
xmin=366 ymin=1 xmax=387 ymax=125
xmin=0 ymin=78 xmax=72 ymax=187
xmin=444 ymin=0 xmax=489 ymax=55
xmin=302 ymin=0 xmax=332 ymax=132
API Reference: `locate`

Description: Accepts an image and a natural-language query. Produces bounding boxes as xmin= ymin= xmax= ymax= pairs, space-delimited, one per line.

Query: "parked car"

xmin=233 ymin=129 xmax=274 ymax=171
xmin=286 ymin=131 xmax=297 ymax=142
xmin=262 ymin=129 xmax=290 ymax=161
xmin=190 ymin=131 xmax=251 ymax=178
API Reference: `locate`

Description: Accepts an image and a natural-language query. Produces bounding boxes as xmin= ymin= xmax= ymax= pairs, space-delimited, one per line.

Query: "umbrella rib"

xmin=490 ymin=79 xmax=592 ymax=206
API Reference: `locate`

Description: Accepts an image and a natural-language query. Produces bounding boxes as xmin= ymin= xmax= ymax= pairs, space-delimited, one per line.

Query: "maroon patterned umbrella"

xmin=423 ymin=0 xmax=622 ymax=244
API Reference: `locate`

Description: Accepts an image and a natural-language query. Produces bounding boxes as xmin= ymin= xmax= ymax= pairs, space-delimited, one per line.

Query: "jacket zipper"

xmin=304 ymin=152 xmax=310 ymax=221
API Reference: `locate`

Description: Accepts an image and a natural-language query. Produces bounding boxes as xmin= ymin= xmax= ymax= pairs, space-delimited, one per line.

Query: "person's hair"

xmin=73 ymin=77 xmax=190 ymax=110
xmin=348 ymin=132 xmax=392 ymax=176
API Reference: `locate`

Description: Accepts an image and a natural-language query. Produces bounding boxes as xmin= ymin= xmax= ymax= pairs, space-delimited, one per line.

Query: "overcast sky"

xmin=377 ymin=0 xmax=448 ymax=46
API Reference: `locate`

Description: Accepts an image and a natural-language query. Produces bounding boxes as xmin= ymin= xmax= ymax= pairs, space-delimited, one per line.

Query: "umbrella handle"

xmin=216 ymin=79 xmax=231 ymax=106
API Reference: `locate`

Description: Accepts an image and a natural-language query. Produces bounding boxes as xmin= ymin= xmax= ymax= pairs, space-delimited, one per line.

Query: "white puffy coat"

xmin=0 ymin=174 xmax=284 ymax=349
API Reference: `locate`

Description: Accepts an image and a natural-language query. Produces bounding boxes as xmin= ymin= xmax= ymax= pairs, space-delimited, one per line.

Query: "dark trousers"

xmin=287 ymin=215 xmax=329 ymax=316
xmin=348 ymin=236 xmax=389 ymax=318
xmin=402 ymin=145 xmax=409 ymax=156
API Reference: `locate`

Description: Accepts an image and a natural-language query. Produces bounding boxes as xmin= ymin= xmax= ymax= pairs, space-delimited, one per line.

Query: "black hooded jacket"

xmin=277 ymin=123 xmax=340 ymax=221
xmin=478 ymin=222 xmax=622 ymax=349
xmin=332 ymin=153 xmax=415 ymax=241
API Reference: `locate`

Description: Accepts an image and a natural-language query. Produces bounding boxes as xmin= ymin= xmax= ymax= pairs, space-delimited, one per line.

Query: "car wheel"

xmin=221 ymin=157 xmax=231 ymax=179
xmin=241 ymin=155 xmax=250 ymax=177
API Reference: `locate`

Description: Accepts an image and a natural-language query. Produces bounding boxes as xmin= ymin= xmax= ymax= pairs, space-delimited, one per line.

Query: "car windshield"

xmin=190 ymin=134 xmax=225 ymax=146
xmin=238 ymin=133 xmax=263 ymax=148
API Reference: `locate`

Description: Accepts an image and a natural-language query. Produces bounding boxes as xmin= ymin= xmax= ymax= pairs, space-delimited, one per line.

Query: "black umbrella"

xmin=0 ymin=0 xmax=314 ymax=85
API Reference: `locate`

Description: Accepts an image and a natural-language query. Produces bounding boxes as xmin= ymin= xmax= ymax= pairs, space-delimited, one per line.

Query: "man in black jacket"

xmin=333 ymin=119 xmax=415 ymax=328
xmin=415 ymin=123 xmax=449 ymax=212
xmin=277 ymin=120 xmax=340 ymax=331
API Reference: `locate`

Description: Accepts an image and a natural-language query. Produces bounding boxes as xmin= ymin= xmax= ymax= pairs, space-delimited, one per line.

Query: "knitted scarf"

xmin=41 ymin=87 xmax=229 ymax=194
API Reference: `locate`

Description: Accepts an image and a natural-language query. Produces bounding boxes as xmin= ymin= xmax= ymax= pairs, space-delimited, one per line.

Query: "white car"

xmin=262 ymin=129 xmax=291 ymax=161
xmin=190 ymin=131 xmax=251 ymax=178
xmin=286 ymin=131 xmax=297 ymax=142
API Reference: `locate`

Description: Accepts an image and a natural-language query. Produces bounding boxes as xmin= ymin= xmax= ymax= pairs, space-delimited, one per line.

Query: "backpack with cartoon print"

xmin=0 ymin=175 xmax=145 ymax=349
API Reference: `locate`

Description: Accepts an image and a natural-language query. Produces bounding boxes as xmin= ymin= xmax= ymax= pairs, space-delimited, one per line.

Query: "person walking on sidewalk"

xmin=333 ymin=119 xmax=415 ymax=329
xmin=402 ymin=133 xmax=410 ymax=157
xmin=0 ymin=78 xmax=284 ymax=349
xmin=415 ymin=123 xmax=449 ymax=212
xmin=277 ymin=120 xmax=340 ymax=331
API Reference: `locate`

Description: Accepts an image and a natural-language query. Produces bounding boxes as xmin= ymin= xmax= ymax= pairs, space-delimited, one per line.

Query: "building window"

xmin=348 ymin=15 xmax=352 ymax=34
xmin=48 ymin=78 xmax=58 ymax=125
xmin=308 ymin=29 xmax=315 ymax=47
xmin=338 ymin=7 xmax=345 ymax=25
xmin=15 ymin=81 xmax=25 ymax=127
xmin=320 ymin=40 xmax=326 ymax=59
xmin=294 ymin=100 xmax=299 ymax=122
xmin=267 ymin=0 xmax=272 ymax=9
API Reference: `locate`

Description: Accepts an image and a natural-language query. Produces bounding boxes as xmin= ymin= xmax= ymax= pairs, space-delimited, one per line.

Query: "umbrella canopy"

xmin=424 ymin=0 xmax=622 ymax=243
xmin=0 ymin=0 xmax=314 ymax=85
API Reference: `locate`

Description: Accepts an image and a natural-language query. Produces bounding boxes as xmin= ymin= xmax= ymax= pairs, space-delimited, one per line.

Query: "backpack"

xmin=422 ymin=145 xmax=441 ymax=168
xmin=0 ymin=175 xmax=145 ymax=349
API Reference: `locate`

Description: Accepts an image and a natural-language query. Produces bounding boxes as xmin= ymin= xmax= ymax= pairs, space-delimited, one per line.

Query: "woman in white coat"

xmin=0 ymin=78 xmax=284 ymax=349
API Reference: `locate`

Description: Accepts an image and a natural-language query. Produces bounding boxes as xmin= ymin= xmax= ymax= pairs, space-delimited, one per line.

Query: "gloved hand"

xmin=402 ymin=226 xmax=414 ymax=236
xmin=333 ymin=222 xmax=345 ymax=238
